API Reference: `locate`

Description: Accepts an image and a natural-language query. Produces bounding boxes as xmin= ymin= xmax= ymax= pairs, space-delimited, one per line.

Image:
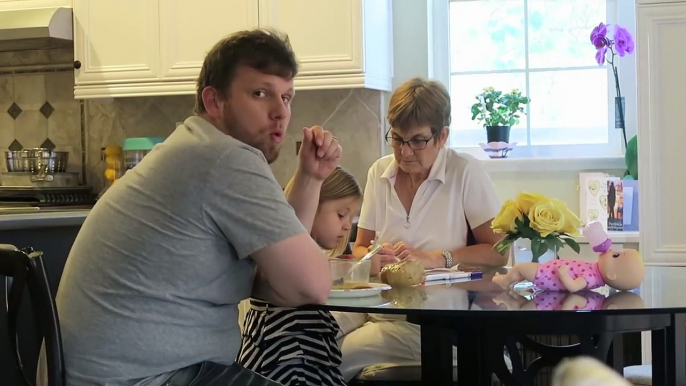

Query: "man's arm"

xmin=251 ymin=233 xmax=331 ymax=306
xmin=207 ymin=147 xmax=331 ymax=307
xmin=285 ymin=126 xmax=341 ymax=232
xmin=284 ymin=170 xmax=322 ymax=233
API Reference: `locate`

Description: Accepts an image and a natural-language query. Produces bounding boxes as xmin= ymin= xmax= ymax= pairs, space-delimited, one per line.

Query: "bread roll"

xmin=379 ymin=259 xmax=426 ymax=287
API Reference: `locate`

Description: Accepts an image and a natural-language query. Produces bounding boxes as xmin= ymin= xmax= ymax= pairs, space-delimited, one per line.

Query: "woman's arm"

xmin=352 ymin=227 xmax=375 ymax=259
xmin=450 ymin=220 xmax=508 ymax=267
xmin=394 ymin=221 xmax=507 ymax=269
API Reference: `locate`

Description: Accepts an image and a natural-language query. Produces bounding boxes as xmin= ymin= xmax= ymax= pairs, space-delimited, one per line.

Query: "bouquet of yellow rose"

xmin=491 ymin=192 xmax=582 ymax=263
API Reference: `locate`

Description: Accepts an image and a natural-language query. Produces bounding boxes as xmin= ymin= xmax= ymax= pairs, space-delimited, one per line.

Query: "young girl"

xmin=237 ymin=167 xmax=361 ymax=386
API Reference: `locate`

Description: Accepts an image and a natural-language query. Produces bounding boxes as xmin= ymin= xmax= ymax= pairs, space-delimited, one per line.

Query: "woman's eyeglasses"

xmin=385 ymin=129 xmax=437 ymax=150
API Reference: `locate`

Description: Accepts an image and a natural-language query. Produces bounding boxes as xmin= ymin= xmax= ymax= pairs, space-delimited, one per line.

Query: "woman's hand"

xmin=370 ymin=243 xmax=398 ymax=276
xmin=393 ymin=242 xmax=444 ymax=269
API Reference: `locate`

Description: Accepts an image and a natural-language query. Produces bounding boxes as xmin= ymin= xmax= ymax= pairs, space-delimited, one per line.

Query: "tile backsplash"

xmin=0 ymin=48 xmax=82 ymax=175
xmin=85 ymin=89 xmax=388 ymax=191
xmin=0 ymin=71 xmax=82 ymax=173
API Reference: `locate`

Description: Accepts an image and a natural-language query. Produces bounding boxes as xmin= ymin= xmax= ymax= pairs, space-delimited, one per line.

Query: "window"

xmin=441 ymin=0 xmax=636 ymax=159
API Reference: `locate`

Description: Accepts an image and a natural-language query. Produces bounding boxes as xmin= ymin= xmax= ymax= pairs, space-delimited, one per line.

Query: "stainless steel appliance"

xmin=1 ymin=148 xmax=95 ymax=212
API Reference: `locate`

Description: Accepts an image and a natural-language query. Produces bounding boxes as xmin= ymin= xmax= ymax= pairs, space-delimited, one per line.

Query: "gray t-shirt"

xmin=56 ymin=116 xmax=305 ymax=385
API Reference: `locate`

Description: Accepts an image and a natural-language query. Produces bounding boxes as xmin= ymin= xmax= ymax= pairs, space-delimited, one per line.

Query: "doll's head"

xmin=597 ymin=249 xmax=644 ymax=290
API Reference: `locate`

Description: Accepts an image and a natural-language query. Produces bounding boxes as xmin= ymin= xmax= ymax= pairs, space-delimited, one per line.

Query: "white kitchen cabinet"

xmin=159 ymin=0 xmax=258 ymax=81
xmin=636 ymin=1 xmax=686 ymax=265
xmin=72 ymin=0 xmax=393 ymax=98
xmin=73 ymin=0 xmax=160 ymax=96
xmin=258 ymin=0 xmax=392 ymax=90
xmin=0 ymin=0 xmax=71 ymax=10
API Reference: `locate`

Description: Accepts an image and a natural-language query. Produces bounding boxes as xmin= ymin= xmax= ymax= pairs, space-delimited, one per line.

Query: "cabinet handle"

xmin=73 ymin=60 xmax=82 ymax=69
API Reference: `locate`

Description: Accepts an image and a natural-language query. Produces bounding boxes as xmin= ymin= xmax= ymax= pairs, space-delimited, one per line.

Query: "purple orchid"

xmin=590 ymin=22 xmax=608 ymax=49
xmin=595 ymin=47 xmax=608 ymax=65
xmin=613 ymin=26 xmax=635 ymax=56
xmin=589 ymin=22 xmax=635 ymax=149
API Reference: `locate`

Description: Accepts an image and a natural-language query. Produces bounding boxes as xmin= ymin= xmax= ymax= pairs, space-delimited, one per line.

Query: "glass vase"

xmin=512 ymin=238 xmax=558 ymax=265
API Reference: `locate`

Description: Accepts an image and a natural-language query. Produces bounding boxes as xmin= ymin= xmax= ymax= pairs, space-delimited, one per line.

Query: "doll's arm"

xmin=556 ymin=266 xmax=588 ymax=293
xmin=493 ymin=263 xmax=538 ymax=289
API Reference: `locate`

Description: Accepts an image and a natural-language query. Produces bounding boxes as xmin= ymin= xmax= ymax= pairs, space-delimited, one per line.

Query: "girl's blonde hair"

xmin=285 ymin=167 xmax=361 ymax=257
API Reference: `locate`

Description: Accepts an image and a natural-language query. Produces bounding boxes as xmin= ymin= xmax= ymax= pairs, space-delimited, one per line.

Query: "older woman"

xmin=335 ymin=77 xmax=506 ymax=381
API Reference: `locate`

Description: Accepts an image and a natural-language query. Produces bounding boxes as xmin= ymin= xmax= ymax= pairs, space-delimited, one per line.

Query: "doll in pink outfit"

xmin=493 ymin=222 xmax=645 ymax=293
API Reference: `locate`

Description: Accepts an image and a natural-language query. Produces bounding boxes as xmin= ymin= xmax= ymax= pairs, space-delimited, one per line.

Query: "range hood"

xmin=0 ymin=7 xmax=73 ymax=52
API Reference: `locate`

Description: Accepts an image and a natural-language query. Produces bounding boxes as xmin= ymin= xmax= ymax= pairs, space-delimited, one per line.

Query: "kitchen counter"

xmin=0 ymin=209 xmax=90 ymax=230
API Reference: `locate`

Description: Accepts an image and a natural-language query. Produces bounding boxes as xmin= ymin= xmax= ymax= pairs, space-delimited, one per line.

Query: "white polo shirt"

xmin=357 ymin=147 xmax=501 ymax=251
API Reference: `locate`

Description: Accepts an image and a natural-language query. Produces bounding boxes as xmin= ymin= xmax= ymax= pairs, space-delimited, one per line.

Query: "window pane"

xmin=528 ymin=0 xmax=606 ymax=69
xmin=529 ymin=68 xmax=608 ymax=145
xmin=450 ymin=72 xmax=528 ymax=147
xmin=450 ymin=0 xmax=525 ymax=72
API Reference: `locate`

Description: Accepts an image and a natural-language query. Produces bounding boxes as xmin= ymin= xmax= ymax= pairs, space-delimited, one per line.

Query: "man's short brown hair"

xmin=194 ymin=29 xmax=299 ymax=114
xmin=387 ymin=78 xmax=451 ymax=137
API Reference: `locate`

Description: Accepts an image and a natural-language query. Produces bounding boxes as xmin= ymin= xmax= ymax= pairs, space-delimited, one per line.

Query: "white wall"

xmin=392 ymin=0 xmax=430 ymax=89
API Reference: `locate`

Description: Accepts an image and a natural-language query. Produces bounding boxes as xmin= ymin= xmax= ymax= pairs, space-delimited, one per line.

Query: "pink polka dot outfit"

xmin=533 ymin=259 xmax=605 ymax=291
xmin=533 ymin=290 xmax=606 ymax=310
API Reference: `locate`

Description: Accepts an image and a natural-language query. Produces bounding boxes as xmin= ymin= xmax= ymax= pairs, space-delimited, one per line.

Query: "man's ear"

xmin=202 ymin=86 xmax=223 ymax=119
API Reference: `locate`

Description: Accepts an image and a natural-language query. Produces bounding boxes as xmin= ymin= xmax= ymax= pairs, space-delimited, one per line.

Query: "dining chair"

xmin=1 ymin=244 xmax=65 ymax=386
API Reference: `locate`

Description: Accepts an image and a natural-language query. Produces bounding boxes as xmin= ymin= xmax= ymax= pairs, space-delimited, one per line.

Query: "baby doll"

xmin=493 ymin=222 xmax=644 ymax=292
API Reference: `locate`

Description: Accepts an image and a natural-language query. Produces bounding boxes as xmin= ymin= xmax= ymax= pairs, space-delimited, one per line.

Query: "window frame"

xmin=430 ymin=0 xmax=637 ymax=160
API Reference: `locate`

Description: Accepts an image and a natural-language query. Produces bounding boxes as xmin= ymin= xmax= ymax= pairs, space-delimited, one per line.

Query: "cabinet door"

xmin=159 ymin=0 xmax=258 ymax=80
xmin=637 ymin=3 xmax=686 ymax=264
xmin=73 ymin=0 xmax=160 ymax=85
xmin=258 ymin=0 xmax=363 ymax=76
xmin=0 ymin=0 xmax=71 ymax=10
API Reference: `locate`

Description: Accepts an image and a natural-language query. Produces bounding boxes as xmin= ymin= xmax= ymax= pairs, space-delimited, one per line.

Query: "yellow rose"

xmin=491 ymin=199 xmax=523 ymax=234
xmin=552 ymin=199 xmax=582 ymax=236
xmin=528 ymin=200 xmax=566 ymax=237
xmin=515 ymin=192 xmax=547 ymax=215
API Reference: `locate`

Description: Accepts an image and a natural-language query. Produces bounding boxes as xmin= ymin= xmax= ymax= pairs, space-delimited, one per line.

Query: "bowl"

xmin=329 ymin=258 xmax=371 ymax=289
xmin=4 ymin=148 xmax=69 ymax=173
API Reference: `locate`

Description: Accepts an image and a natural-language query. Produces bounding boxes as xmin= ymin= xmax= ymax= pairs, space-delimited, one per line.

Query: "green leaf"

xmin=531 ymin=239 xmax=545 ymax=263
xmin=563 ymin=238 xmax=581 ymax=254
xmin=495 ymin=239 xmax=513 ymax=255
xmin=544 ymin=238 xmax=557 ymax=253
xmin=550 ymin=237 xmax=564 ymax=252
xmin=514 ymin=217 xmax=525 ymax=231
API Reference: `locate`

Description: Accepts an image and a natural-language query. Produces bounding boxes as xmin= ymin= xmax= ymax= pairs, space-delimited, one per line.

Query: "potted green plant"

xmin=470 ymin=87 xmax=531 ymax=143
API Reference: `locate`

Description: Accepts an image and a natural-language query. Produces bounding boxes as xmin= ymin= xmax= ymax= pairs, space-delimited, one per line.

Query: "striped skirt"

xmin=236 ymin=298 xmax=346 ymax=386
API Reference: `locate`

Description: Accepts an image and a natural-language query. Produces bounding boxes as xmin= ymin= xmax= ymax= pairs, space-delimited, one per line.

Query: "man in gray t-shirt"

xmin=50 ymin=29 xmax=340 ymax=386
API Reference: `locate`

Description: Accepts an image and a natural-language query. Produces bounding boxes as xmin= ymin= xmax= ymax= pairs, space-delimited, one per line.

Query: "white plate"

xmin=329 ymin=282 xmax=392 ymax=298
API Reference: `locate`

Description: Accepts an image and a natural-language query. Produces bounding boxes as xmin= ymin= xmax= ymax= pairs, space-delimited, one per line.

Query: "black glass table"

xmin=314 ymin=266 xmax=686 ymax=386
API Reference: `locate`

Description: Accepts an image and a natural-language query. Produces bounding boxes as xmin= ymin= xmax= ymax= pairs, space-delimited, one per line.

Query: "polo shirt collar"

xmin=380 ymin=147 xmax=447 ymax=184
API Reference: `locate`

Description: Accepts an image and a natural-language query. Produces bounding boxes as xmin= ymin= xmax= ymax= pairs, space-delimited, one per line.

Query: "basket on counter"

xmin=4 ymin=148 xmax=69 ymax=173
